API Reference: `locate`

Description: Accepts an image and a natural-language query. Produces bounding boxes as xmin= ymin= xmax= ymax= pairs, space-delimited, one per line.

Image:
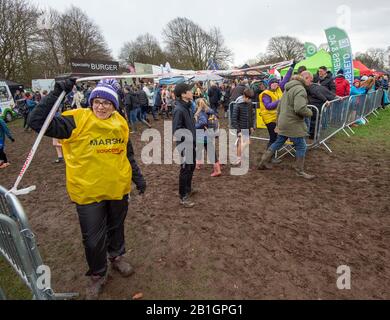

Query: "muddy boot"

xmin=111 ymin=257 xmax=135 ymax=278
xmin=85 ymin=274 xmax=107 ymax=300
xmin=295 ymin=157 xmax=315 ymax=180
xmin=257 ymin=149 xmax=274 ymax=170
xmin=211 ymin=162 xmax=222 ymax=177
xmin=180 ymin=196 xmax=195 ymax=208
xmin=271 ymin=155 xmax=283 ymax=165
xmin=188 ymin=189 xmax=199 ymax=198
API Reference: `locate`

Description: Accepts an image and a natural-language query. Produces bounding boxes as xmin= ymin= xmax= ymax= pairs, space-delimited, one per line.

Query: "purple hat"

xmin=268 ymin=78 xmax=279 ymax=87
xmin=89 ymin=79 xmax=120 ymax=109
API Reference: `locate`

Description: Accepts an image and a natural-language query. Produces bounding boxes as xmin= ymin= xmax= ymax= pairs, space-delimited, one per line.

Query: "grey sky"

xmin=32 ymin=0 xmax=390 ymax=66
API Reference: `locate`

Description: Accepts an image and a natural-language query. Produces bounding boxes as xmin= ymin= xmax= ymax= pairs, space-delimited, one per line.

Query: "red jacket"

xmin=335 ymin=76 xmax=351 ymax=97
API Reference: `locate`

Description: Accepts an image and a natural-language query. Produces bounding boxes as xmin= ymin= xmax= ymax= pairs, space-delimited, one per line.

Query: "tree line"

xmin=1 ymin=0 xmax=388 ymax=86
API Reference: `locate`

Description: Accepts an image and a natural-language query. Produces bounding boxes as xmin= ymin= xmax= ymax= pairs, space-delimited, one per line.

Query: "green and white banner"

xmin=325 ymin=27 xmax=354 ymax=84
xmin=304 ymin=42 xmax=318 ymax=58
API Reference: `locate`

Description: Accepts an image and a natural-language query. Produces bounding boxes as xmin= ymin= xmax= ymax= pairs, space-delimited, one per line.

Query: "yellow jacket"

xmin=259 ymin=88 xmax=283 ymax=124
xmin=61 ymin=109 xmax=132 ymax=205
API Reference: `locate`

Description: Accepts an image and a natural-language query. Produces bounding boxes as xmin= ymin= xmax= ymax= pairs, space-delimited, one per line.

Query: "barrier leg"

xmin=342 ymin=128 xmax=351 ymax=137
xmin=347 ymin=126 xmax=355 ymax=134
xmin=321 ymin=142 xmax=333 ymax=153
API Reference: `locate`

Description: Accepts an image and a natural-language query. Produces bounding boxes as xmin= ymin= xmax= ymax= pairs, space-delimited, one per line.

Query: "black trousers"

xmin=76 ymin=195 xmax=129 ymax=277
xmin=266 ymin=122 xmax=278 ymax=148
xmin=179 ymin=149 xmax=196 ymax=200
xmin=0 ymin=148 xmax=7 ymax=163
xmin=23 ymin=113 xmax=30 ymax=129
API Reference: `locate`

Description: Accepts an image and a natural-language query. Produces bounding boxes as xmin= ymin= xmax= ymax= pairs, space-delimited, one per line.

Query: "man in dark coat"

xmin=208 ymin=82 xmax=222 ymax=114
xmin=314 ymin=66 xmax=336 ymax=94
xmin=303 ymin=71 xmax=336 ymax=140
xmin=172 ymin=83 xmax=197 ymax=208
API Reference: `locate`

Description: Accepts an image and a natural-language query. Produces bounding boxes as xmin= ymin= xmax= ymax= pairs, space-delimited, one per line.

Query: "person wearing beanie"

xmin=28 ymin=78 xmax=146 ymax=300
xmin=335 ymin=69 xmax=351 ymax=97
xmin=258 ymin=61 xmax=296 ymax=163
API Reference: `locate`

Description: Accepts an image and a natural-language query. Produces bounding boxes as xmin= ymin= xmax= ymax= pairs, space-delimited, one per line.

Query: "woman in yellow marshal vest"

xmin=29 ymin=79 xmax=146 ymax=300
xmin=259 ymin=64 xmax=296 ymax=150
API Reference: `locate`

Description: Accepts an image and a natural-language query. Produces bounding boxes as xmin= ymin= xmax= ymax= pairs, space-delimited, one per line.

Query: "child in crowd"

xmin=194 ymin=98 xmax=221 ymax=177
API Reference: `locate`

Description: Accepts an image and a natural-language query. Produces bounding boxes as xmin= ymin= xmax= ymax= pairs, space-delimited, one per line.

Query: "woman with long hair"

xmin=194 ymin=98 xmax=221 ymax=177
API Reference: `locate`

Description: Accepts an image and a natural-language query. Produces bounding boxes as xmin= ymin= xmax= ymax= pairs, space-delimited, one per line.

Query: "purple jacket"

xmin=262 ymin=67 xmax=293 ymax=111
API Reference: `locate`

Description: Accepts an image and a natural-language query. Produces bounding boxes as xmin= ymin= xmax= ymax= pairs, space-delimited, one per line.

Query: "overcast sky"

xmin=32 ymin=0 xmax=390 ymax=66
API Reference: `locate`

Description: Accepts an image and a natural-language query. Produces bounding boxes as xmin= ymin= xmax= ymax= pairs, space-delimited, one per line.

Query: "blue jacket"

xmin=382 ymin=79 xmax=389 ymax=90
xmin=26 ymin=99 xmax=37 ymax=112
xmin=154 ymin=88 xmax=162 ymax=107
xmin=350 ymin=86 xmax=367 ymax=96
xmin=195 ymin=109 xmax=216 ymax=143
xmin=0 ymin=118 xmax=14 ymax=148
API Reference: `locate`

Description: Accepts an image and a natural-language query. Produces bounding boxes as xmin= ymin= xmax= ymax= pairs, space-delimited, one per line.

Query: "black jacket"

xmin=28 ymin=92 xmax=145 ymax=191
xmin=231 ymin=97 xmax=254 ymax=131
xmin=230 ymin=85 xmax=247 ymax=103
xmin=172 ymin=99 xmax=196 ymax=146
xmin=124 ymin=92 xmax=133 ymax=111
xmin=138 ymin=89 xmax=149 ymax=107
xmin=307 ymin=84 xmax=336 ymax=109
xmin=130 ymin=90 xmax=140 ymax=108
xmin=208 ymin=86 xmax=222 ymax=104
xmin=223 ymin=87 xmax=231 ymax=107
xmin=314 ymin=72 xmax=336 ymax=94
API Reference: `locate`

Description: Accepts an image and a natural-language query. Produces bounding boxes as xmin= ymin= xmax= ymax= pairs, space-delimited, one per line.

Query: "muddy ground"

xmin=1 ymin=115 xmax=389 ymax=300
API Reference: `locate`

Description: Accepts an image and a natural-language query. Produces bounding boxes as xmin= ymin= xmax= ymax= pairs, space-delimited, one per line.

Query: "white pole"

xmin=10 ymin=91 xmax=66 ymax=196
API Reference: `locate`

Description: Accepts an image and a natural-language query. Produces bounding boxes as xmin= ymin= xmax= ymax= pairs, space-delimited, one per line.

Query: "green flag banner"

xmin=325 ymin=27 xmax=354 ymax=84
xmin=304 ymin=42 xmax=318 ymax=58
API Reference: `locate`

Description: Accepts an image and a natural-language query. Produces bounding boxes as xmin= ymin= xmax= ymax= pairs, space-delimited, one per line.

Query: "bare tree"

xmin=266 ymin=36 xmax=305 ymax=61
xmin=163 ymin=17 xmax=232 ymax=70
xmin=356 ymin=48 xmax=386 ymax=70
xmin=56 ymin=6 xmax=112 ymax=67
xmin=119 ymin=33 xmax=165 ymax=67
xmin=255 ymin=52 xmax=283 ymax=65
xmin=0 ymin=0 xmax=41 ymax=83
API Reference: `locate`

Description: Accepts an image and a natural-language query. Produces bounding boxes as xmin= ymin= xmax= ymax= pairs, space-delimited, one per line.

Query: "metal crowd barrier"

xmin=0 ymin=186 xmax=78 ymax=300
xmin=228 ymin=89 xmax=385 ymax=157
xmin=316 ymin=97 xmax=350 ymax=152
xmin=317 ymin=89 xmax=384 ymax=152
xmin=228 ymin=100 xmax=319 ymax=158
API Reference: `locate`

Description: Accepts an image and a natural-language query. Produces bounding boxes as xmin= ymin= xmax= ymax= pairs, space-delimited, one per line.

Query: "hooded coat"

xmin=276 ymin=79 xmax=313 ymax=138
xmin=335 ymin=75 xmax=351 ymax=97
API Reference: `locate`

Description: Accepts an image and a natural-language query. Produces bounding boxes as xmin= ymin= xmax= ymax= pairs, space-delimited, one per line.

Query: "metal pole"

xmin=10 ymin=91 xmax=66 ymax=196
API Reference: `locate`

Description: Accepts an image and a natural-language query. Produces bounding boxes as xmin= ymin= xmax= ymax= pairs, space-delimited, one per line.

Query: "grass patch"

xmin=0 ymin=257 xmax=32 ymax=300
xmin=335 ymin=107 xmax=390 ymax=149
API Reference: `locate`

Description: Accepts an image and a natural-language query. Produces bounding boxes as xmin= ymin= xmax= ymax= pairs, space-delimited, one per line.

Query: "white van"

xmin=0 ymin=81 xmax=16 ymax=122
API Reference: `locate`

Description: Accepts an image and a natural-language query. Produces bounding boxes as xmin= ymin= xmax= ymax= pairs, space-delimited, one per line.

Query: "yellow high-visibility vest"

xmin=60 ymin=108 xmax=132 ymax=205
xmin=259 ymin=88 xmax=283 ymax=124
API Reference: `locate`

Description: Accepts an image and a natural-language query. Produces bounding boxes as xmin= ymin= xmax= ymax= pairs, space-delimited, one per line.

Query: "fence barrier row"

xmin=228 ymin=89 xmax=387 ymax=155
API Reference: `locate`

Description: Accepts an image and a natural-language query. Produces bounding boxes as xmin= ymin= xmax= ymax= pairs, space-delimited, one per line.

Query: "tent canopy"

xmin=280 ymin=49 xmax=360 ymax=77
xmin=353 ymin=60 xmax=373 ymax=76
xmin=159 ymin=76 xmax=186 ymax=85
